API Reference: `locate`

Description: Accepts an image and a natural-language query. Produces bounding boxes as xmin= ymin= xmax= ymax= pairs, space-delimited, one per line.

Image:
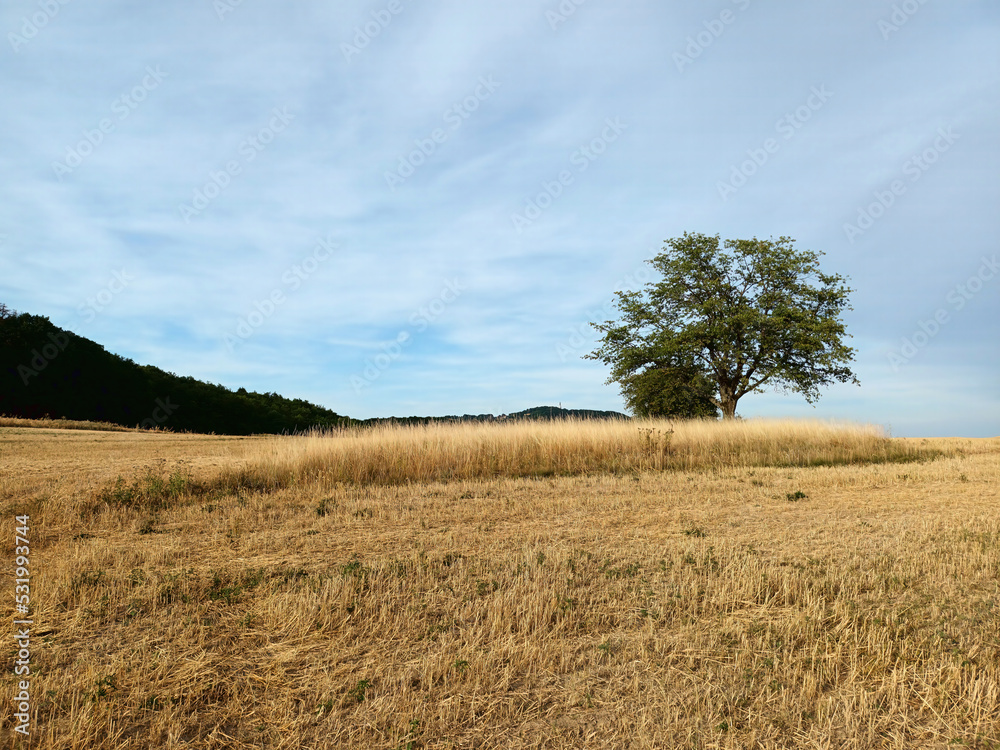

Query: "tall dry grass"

xmin=209 ymin=418 xmax=937 ymax=492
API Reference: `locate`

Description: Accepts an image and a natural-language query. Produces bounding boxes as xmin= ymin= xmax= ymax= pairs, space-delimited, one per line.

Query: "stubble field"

xmin=0 ymin=418 xmax=998 ymax=749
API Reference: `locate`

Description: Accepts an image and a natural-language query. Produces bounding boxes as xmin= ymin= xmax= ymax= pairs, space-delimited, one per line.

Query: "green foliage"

xmin=87 ymin=675 xmax=117 ymax=702
xmin=99 ymin=476 xmax=141 ymax=507
xmin=476 ymin=579 xmax=499 ymax=596
xmin=396 ymin=719 xmax=422 ymax=750
xmin=623 ymin=364 xmax=720 ymax=418
xmin=242 ymin=567 xmax=268 ymax=589
xmin=587 ymin=233 xmax=859 ymax=418
xmin=348 ymin=679 xmax=372 ymax=704
xmin=71 ymin=570 xmax=105 ymax=592
xmin=97 ymin=471 xmax=189 ymax=511
xmin=341 ymin=558 xmax=366 ymax=577
xmin=207 ymin=571 xmax=242 ymax=604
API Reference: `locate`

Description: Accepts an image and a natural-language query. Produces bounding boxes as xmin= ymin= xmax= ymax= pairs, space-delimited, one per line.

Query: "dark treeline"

xmin=357 ymin=405 xmax=630 ymax=428
xmin=0 ymin=306 xmax=353 ymax=435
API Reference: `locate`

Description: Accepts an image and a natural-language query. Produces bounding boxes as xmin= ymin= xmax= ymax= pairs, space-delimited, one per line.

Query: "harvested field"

xmin=1 ymin=419 xmax=997 ymax=748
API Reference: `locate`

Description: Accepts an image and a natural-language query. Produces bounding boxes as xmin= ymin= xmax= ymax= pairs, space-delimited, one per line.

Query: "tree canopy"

xmin=586 ymin=233 xmax=859 ymax=419
xmin=617 ymin=364 xmax=720 ymax=419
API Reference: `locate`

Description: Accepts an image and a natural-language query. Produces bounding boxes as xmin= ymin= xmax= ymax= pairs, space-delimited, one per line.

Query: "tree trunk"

xmin=718 ymin=382 xmax=738 ymax=419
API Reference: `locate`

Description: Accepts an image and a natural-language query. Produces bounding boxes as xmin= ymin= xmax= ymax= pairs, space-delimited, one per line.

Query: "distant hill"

xmin=0 ymin=307 xmax=353 ymax=435
xmin=509 ymin=406 xmax=630 ymax=421
xmin=360 ymin=405 xmax=630 ymax=426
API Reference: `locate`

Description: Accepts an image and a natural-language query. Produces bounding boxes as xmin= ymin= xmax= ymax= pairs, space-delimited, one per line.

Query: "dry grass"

xmin=210 ymin=418 xmax=938 ymax=491
xmin=0 ymin=415 xmax=135 ymax=432
xmin=1 ymin=419 xmax=998 ymax=749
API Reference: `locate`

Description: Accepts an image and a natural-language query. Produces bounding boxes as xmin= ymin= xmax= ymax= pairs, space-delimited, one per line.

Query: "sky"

xmin=1 ymin=0 xmax=998 ymax=437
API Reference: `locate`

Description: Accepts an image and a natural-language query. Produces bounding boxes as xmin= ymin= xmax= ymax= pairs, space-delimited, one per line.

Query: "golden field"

xmin=0 ymin=418 xmax=998 ymax=749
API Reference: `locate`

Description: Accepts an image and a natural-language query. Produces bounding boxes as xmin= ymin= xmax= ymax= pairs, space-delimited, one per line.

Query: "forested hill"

xmin=0 ymin=308 xmax=353 ymax=435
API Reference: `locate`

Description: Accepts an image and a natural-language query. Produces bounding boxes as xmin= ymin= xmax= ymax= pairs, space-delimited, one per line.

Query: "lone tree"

xmin=586 ymin=233 xmax=859 ymax=419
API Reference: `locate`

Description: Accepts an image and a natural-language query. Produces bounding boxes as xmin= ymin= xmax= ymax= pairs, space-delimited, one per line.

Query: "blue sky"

xmin=1 ymin=0 xmax=997 ymax=436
